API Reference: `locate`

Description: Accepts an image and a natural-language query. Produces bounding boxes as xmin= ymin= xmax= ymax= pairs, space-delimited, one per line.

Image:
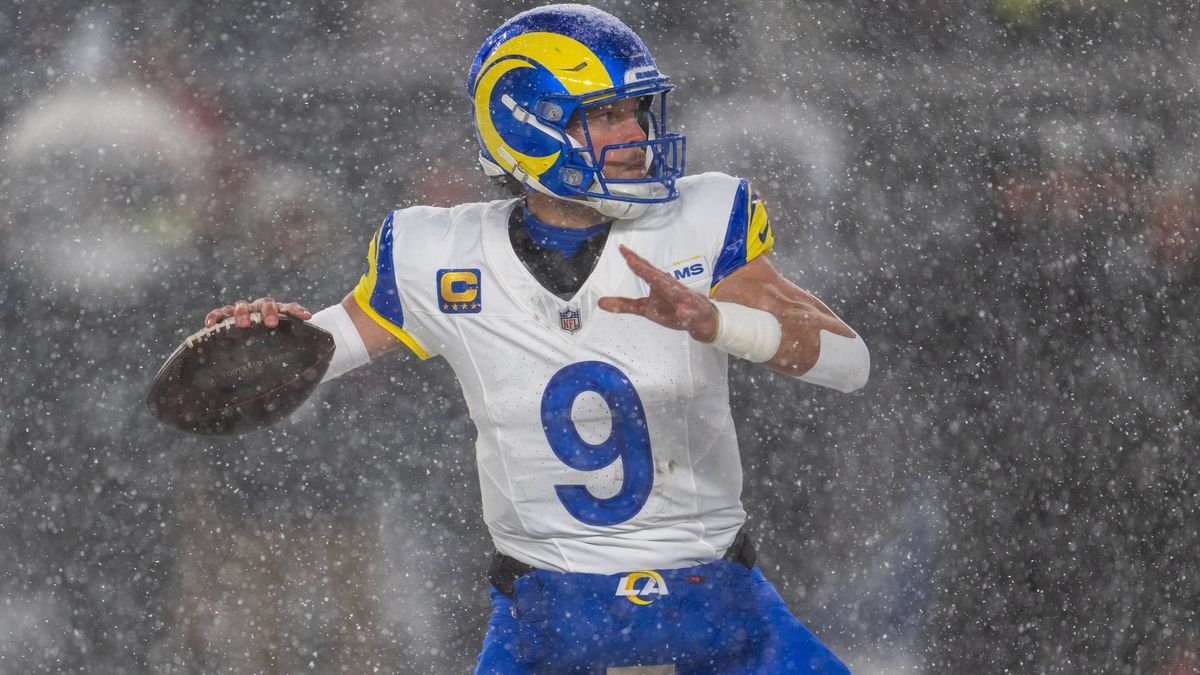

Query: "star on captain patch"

xmin=559 ymin=306 xmax=581 ymax=334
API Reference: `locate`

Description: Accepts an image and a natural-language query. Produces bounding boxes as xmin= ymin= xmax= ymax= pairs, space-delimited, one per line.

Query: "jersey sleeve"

xmin=710 ymin=179 xmax=775 ymax=292
xmin=351 ymin=212 xmax=435 ymax=359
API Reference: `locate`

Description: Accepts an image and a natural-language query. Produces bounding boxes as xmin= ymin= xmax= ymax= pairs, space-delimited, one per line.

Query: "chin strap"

xmin=587 ymin=189 xmax=651 ymax=220
xmin=479 ymin=151 xmax=653 ymax=220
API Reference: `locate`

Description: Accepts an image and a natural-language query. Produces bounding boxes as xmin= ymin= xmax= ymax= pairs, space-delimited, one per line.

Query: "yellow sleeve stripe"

xmin=360 ymin=222 xmax=382 ymax=294
xmin=352 ymin=280 xmax=432 ymax=360
xmin=352 ymin=212 xmax=432 ymax=360
xmin=745 ymin=188 xmax=774 ymax=262
xmin=710 ymin=180 xmax=774 ymax=294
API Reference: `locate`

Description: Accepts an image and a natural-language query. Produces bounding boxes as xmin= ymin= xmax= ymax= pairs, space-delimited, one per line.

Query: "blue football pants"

xmin=475 ymin=567 xmax=850 ymax=674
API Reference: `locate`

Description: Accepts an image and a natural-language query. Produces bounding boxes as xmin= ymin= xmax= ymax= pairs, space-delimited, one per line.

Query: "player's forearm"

xmin=706 ymin=257 xmax=869 ymax=392
xmin=339 ymin=293 xmax=403 ymax=359
xmin=767 ymin=306 xmax=870 ymax=392
xmin=307 ymin=300 xmax=371 ymax=382
xmin=707 ymin=298 xmax=869 ymax=393
xmin=305 ymin=295 xmax=404 ymax=383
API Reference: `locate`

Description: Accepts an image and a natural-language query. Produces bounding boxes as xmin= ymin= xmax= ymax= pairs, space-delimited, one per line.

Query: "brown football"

xmin=147 ymin=313 xmax=335 ymax=435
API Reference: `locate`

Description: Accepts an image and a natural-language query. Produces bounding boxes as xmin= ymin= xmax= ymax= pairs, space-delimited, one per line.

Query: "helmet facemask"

xmin=556 ymin=90 xmax=686 ymax=219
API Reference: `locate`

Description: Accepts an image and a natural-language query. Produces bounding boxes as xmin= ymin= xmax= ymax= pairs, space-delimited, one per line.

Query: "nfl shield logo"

xmin=559 ymin=307 xmax=581 ymax=334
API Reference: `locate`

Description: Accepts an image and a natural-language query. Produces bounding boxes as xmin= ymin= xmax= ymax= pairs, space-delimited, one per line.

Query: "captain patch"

xmin=437 ymin=268 xmax=482 ymax=314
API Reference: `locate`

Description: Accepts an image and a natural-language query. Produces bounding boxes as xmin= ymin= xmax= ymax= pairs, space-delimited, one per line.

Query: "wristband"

xmin=307 ymin=303 xmax=370 ymax=382
xmin=707 ymin=301 xmax=783 ymax=363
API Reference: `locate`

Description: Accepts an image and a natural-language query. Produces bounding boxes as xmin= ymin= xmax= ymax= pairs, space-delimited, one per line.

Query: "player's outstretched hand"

xmin=204 ymin=297 xmax=313 ymax=330
xmin=598 ymin=245 xmax=718 ymax=343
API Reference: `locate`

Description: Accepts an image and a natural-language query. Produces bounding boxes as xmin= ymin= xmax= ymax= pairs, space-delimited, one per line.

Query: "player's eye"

xmin=581 ymin=100 xmax=643 ymax=129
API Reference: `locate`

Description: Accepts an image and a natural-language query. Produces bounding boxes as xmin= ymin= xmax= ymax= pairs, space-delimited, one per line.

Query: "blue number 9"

xmin=540 ymin=361 xmax=653 ymax=526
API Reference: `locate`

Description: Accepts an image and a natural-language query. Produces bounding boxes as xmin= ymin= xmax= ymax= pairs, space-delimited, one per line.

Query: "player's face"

xmin=568 ymin=98 xmax=648 ymax=180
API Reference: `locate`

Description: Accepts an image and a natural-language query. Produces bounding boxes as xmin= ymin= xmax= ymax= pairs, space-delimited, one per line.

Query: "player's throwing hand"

xmin=598 ymin=245 xmax=719 ymax=343
xmin=204 ymin=297 xmax=313 ymax=330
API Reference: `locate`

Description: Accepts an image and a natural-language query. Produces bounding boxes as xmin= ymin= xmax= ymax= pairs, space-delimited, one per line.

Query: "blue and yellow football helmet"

xmin=466 ymin=4 xmax=686 ymax=219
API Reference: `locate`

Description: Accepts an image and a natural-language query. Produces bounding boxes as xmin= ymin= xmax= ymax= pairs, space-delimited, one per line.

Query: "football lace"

xmin=185 ymin=312 xmax=265 ymax=349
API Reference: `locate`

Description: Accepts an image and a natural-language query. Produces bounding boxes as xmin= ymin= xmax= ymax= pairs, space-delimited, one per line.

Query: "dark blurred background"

xmin=2 ymin=0 xmax=1198 ymax=673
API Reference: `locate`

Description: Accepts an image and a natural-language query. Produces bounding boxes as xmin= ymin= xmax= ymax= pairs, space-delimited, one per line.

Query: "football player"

xmin=206 ymin=5 xmax=868 ymax=673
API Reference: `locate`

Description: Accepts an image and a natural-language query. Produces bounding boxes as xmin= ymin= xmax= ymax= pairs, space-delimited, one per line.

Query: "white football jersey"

xmin=353 ymin=172 xmax=775 ymax=574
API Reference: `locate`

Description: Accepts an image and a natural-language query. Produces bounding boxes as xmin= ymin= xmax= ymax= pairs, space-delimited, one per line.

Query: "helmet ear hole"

xmin=562 ymin=168 xmax=586 ymax=187
xmin=536 ymin=101 xmax=565 ymax=122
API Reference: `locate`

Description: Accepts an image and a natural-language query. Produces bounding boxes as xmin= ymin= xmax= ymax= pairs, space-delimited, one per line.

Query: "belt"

xmin=488 ymin=529 xmax=757 ymax=598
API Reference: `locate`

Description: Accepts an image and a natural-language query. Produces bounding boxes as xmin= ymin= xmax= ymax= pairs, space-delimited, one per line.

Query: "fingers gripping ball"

xmin=147 ymin=313 xmax=335 ymax=435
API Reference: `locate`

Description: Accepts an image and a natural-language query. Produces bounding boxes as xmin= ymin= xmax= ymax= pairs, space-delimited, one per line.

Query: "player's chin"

xmin=602 ymin=166 xmax=648 ymax=180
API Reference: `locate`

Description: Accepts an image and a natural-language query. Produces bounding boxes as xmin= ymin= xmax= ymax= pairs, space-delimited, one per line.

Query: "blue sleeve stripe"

xmin=711 ymin=179 xmax=751 ymax=289
xmin=369 ymin=212 xmax=405 ymax=327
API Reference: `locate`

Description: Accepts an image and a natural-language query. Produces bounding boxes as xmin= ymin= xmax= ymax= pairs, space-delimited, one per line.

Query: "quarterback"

xmin=206 ymin=4 xmax=868 ymax=673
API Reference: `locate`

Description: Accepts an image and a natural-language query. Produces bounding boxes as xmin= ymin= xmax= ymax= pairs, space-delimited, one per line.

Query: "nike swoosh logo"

xmin=562 ymin=61 xmax=588 ymax=72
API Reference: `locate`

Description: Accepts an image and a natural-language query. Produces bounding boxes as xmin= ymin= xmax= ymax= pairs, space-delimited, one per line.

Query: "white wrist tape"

xmin=307 ymin=303 xmax=370 ymax=383
xmin=707 ymin=301 xmax=783 ymax=363
xmin=800 ymin=330 xmax=870 ymax=393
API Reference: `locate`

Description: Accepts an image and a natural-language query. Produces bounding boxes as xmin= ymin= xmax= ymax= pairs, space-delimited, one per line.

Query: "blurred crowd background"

xmin=2 ymin=0 xmax=1198 ymax=673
